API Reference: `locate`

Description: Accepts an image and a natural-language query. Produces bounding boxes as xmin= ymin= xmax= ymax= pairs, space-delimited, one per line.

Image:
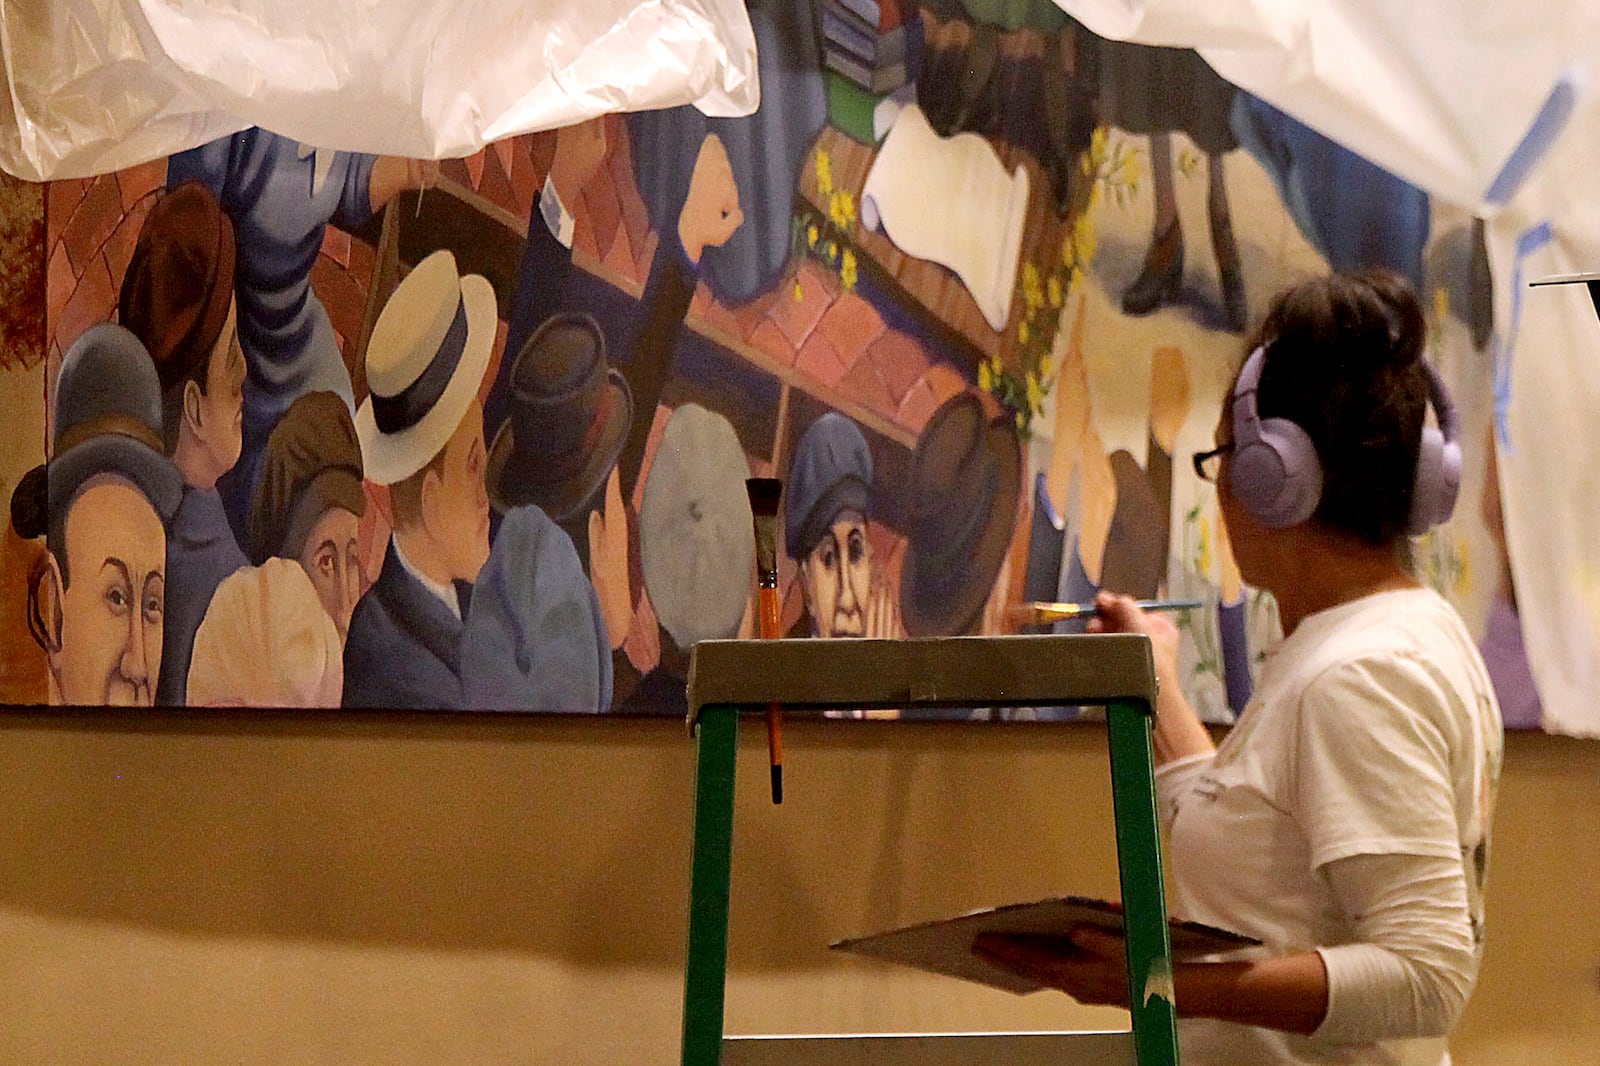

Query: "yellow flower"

xmin=1018 ymin=320 xmax=1031 ymax=345
xmin=1022 ymin=261 xmax=1043 ymax=311
xmin=807 ymin=223 xmax=819 ymax=247
xmin=815 ymin=149 xmax=834 ymax=196
xmin=1088 ymin=181 xmax=1103 ymax=212
xmin=1434 ymin=287 xmax=1450 ymax=326
xmin=1026 ymin=370 xmax=1043 ymax=411
xmin=838 ymin=190 xmax=856 ymax=227
xmin=1061 ymin=233 xmax=1076 ymax=270
xmin=1090 ymin=126 xmax=1107 ymax=164
xmin=841 ymin=249 xmax=858 ymax=290
xmin=793 ymin=280 xmax=804 ymax=302
xmin=1454 ymin=542 xmax=1471 ymax=595
xmin=1073 ymin=215 xmax=1098 ymax=268
xmin=978 ymin=360 xmax=994 ymax=391
xmin=1038 ymin=354 xmax=1054 ymax=380
xmin=1047 ymin=274 xmax=1063 ymax=308
xmin=826 ymin=241 xmax=838 ymax=261
xmin=1196 ymin=515 xmax=1214 ymax=575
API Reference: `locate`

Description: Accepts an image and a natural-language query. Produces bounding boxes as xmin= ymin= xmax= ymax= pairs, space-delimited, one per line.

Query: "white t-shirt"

xmin=1157 ymin=587 xmax=1503 ymax=1065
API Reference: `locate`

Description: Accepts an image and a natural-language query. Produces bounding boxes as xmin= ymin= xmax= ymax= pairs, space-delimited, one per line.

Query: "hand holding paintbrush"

xmin=1008 ymin=598 xmax=1203 ymax=627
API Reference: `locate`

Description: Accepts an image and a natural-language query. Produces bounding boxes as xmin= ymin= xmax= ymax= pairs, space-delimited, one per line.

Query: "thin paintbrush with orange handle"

xmin=745 ymin=478 xmax=785 ymax=804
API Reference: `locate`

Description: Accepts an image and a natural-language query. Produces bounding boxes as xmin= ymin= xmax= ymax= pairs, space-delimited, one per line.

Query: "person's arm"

xmin=1088 ymin=591 xmax=1214 ymax=765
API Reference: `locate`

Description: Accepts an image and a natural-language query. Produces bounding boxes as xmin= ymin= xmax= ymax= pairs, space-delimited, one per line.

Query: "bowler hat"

xmin=36 ymin=324 xmax=182 ymax=528
xmin=118 ymin=181 xmax=237 ymax=399
xmin=784 ymin=412 xmax=872 ymax=560
xmin=898 ymin=391 xmax=1021 ymax=637
xmin=356 ymin=250 xmax=496 ymax=485
xmin=485 ymin=312 xmax=633 ymax=523
xmin=638 ymin=404 xmax=753 ymax=650
xmin=250 ymin=390 xmax=367 ymax=565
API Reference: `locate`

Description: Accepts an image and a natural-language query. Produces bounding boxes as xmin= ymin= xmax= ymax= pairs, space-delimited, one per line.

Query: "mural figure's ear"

xmin=28 ymin=552 xmax=64 ymax=657
xmin=182 ymin=377 xmax=205 ymax=436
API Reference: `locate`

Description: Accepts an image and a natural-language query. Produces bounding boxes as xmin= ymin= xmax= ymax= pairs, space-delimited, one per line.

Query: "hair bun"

xmin=10 ymin=464 xmax=49 ymax=540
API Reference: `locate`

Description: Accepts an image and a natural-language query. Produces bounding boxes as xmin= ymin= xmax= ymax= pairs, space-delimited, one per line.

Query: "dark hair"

xmin=1249 ymin=269 xmax=1429 ymax=546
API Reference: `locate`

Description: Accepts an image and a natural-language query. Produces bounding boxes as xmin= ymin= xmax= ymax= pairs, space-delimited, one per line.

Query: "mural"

xmin=1 ymin=0 xmax=1532 ymax=723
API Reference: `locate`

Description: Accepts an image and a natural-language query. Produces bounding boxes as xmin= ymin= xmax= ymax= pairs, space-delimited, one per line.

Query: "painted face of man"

xmin=801 ymin=510 xmax=871 ymax=639
xmin=193 ymin=299 xmax=245 ymax=479
xmin=51 ymin=477 xmax=166 ymax=706
xmin=425 ymin=398 xmax=491 ymax=585
xmin=297 ymin=506 xmax=362 ymax=642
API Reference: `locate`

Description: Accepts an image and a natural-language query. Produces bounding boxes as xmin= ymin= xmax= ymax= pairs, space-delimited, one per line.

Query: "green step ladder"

xmin=679 ymin=633 xmax=1182 ymax=1065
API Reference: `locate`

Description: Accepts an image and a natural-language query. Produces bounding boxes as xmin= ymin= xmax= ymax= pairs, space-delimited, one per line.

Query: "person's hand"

xmin=972 ymin=927 xmax=1129 ymax=1007
xmin=864 ymin=581 xmax=901 ymax=640
xmin=367 ymin=156 xmax=440 ymax=212
xmin=678 ymin=133 xmax=743 ymax=264
xmin=549 ymin=118 xmax=609 ymax=207
xmin=588 ymin=468 xmax=633 ymax=651
xmin=1090 ymin=589 xmax=1215 ymax=762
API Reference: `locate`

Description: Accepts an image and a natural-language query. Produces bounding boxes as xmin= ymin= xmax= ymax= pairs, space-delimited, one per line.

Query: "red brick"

xmin=478 ymin=153 xmax=517 ymax=215
xmin=439 ymin=158 xmax=474 ymax=188
xmin=696 ymin=292 xmax=743 ymax=342
xmin=572 ymin=210 xmax=601 ymax=264
xmin=768 ymin=260 xmax=833 ymax=349
xmin=865 ymin=329 xmax=933 ymax=405
xmin=310 ymin=256 xmax=367 ymax=357
xmin=896 ymin=379 xmax=938 ymax=433
xmin=117 ymin=159 xmax=166 ymax=211
xmin=508 ymin=143 xmax=541 ymax=220
xmin=59 ymin=177 xmax=122 ymax=277
xmin=633 ymin=231 xmax=659 ymax=282
xmin=492 ymin=139 xmax=517 ymax=191
xmin=836 ymin=350 xmax=897 ymax=415
xmin=580 ymin=166 xmax=623 ymax=265
xmin=464 ymin=149 xmax=486 ymax=191
xmin=729 ymin=288 xmax=779 ymax=342
xmin=347 ymin=236 xmax=377 ymax=292
xmin=603 ymin=222 xmax=646 ymax=286
xmin=102 ymin=195 xmax=154 ymax=287
xmin=795 ymin=330 xmax=848 ymax=388
xmin=320 ymin=226 xmax=352 ymax=269
xmin=46 ymin=243 xmax=75 ymax=345
xmin=749 ymin=318 xmax=797 ymax=367
xmin=47 ymin=180 xmax=89 ymax=247
xmin=815 ymin=292 xmax=885 ymax=370
xmin=55 ymin=254 xmax=116 ymax=355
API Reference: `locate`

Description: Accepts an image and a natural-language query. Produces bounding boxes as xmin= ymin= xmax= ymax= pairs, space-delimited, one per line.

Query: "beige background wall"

xmin=0 ymin=715 xmax=1594 ymax=1064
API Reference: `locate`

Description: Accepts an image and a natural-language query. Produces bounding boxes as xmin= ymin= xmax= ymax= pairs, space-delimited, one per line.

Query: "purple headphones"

xmin=1229 ymin=345 xmax=1461 ymax=533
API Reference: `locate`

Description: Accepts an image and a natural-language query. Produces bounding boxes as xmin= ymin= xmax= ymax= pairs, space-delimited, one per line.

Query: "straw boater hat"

xmin=355 ymin=250 xmax=497 ymax=486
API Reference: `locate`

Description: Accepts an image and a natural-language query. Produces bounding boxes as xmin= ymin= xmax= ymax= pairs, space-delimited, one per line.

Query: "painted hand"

xmin=588 ymin=468 xmax=633 ymax=651
xmin=972 ymin=927 xmax=1129 ymax=1007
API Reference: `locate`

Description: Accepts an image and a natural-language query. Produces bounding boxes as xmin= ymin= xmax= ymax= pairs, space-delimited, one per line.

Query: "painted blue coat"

xmin=159 ymin=487 xmax=248 ymax=706
xmin=342 ymin=540 xmax=472 ymax=710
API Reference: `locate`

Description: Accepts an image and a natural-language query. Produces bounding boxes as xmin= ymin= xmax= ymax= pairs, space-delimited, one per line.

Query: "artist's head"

xmin=251 ymin=391 xmax=368 ymax=641
xmin=118 ymin=182 xmax=244 ymax=490
xmin=11 ymin=325 xmax=181 ymax=706
xmin=785 ymin=413 xmax=873 ymax=638
xmin=1205 ymin=269 xmax=1452 ymax=585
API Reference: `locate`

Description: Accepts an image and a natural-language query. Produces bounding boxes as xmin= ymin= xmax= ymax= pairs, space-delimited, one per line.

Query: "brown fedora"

xmin=486 ymin=312 xmax=633 ymax=523
xmin=899 ymin=390 xmax=1022 ymax=637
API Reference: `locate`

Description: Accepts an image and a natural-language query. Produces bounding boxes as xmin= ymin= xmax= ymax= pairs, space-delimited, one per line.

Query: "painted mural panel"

xmin=1 ymin=0 xmax=1535 ymax=724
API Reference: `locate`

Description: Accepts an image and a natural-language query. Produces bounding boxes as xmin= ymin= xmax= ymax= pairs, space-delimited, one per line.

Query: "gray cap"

xmin=784 ymin=412 xmax=871 ymax=560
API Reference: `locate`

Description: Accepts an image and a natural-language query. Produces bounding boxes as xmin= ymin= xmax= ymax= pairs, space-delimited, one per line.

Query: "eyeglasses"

xmin=1192 ymin=443 xmax=1235 ymax=483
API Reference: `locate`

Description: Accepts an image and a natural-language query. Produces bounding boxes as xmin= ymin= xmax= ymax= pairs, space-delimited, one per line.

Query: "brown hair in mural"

xmin=10 ymin=325 xmax=182 ymax=706
xmin=117 ymin=180 xmax=249 ymax=706
xmin=250 ymin=389 xmax=368 ymax=643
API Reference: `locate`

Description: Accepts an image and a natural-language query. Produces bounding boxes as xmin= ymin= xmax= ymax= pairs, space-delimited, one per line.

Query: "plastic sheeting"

xmin=1057 ymin=0 xmax=1600 ymax=736
xmin=0 ymin=0 xmax=759 ymax=182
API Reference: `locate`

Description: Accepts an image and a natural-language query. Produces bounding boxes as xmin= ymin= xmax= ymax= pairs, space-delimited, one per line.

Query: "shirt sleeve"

xmin=1293 ymin=652 xmax=1465 ymax=867
xmin=1155 ymin=751 xmax=1215 ymax=834
xmin=1313 ymin=851 xmax=1478 ymax=1042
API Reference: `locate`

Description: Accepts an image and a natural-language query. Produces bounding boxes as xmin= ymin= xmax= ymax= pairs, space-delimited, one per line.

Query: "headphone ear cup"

xmin=1230 ymin=416 xmax=1324 ymax=528
xmin=1407 ymin=426 xmax=1463 ymax=534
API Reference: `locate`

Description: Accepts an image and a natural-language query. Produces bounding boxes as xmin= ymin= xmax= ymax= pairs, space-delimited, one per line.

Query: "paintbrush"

xmin=745 ymin=478 xmax=785 ymax=804
xmin=1010 ymin=598 xmax=1205 ymax=625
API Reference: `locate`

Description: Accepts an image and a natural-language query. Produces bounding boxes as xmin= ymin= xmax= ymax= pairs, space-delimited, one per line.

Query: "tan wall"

xmin=0 ymin=716 xmax=1593 ymax=1064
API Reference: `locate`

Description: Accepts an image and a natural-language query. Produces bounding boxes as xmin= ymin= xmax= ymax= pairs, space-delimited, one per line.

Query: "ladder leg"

xmin=681 ymin=705 xmax=740 ymax=1065
xmin=1106 ymin=699 xmax=1181 ymax=1066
